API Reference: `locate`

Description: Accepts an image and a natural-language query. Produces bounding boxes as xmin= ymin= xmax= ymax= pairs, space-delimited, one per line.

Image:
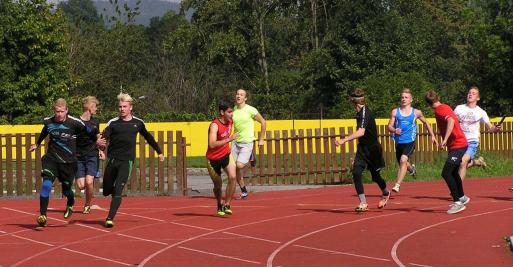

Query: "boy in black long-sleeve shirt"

xmin=98 ymin=93 xmax=164 ymax=228
xmin=30 ymin=98 xmax=96 ymax=226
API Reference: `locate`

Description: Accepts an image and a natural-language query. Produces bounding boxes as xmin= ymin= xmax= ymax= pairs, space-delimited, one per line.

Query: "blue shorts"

xmin=76 ymin=155 xmax=100 ymax=178
xmin=465 ymin=141 xmax=479 ymax=159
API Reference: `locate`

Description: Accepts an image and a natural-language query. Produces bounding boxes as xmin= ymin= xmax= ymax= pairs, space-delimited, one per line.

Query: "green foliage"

xmin=2 ymin=0 xmax=513 ymax=124
xmin=0 ymin=0 xmax=70 ymax=123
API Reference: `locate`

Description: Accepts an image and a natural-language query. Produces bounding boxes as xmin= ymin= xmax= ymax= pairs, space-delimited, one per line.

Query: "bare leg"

xmin=458 ymin=154 xmax=471 ymax=181
xmin=84 ymin=175 xmax=94 ymax=206
xmin=224 ymin=164 xmax=236 ymax=206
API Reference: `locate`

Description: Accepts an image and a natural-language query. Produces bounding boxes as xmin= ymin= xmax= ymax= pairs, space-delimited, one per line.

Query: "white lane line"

xmin=223 ymin=232 xmax=281 ymax=244
xmin=61 ymin=248 xmax=134 ymax=266
xmin=266 ymin=212 xmax=404 ymax=267
xmin=11 ymin=234 xmax=54 ymax=247
xmin=169 ymin=221 xmax=213 ymax=231
xmin=294 ymin=244 xmax=390 ymax=262
xmin=409 ymin=263 xmax=433 ymax=267
xmin=391 ymin=207 xmax=513 ymax=267
xmin=139 ymin=208 xmax=347 ymax=266
xmin=178 ymin=246 xmax=261 ymax=265
xmin=117 ymin=233 xmax=168 ymax=246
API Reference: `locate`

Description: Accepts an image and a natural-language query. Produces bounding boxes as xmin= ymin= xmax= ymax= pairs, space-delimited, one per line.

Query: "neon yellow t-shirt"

xmin=233 ymin=104 xmax=259 ymax=143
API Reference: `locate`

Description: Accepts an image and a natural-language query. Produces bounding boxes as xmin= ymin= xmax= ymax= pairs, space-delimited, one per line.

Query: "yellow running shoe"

xmin=37 ymin=215 xmax=47 ymax=227
xmin=64 ymin=206 xmax=73 ymax=219
xmin=105 ymin=219 xmax=114 ymax=228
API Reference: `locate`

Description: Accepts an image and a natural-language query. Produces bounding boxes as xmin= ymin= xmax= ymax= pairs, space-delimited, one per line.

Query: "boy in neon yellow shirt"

xmin=232 ymin=88 xmax=266 ymax=198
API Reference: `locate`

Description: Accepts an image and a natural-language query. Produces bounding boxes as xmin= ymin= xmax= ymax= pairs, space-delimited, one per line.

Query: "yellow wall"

xmin=0 ymin=117 xmax=510 ymax=157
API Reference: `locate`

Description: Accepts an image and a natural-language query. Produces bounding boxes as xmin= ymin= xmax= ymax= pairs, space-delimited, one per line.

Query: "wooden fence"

xmin=246 ymin=122 xmax=513 ymax=185
xmin=0 ymin=122 xmax=512 ymax=197
xmin=0 ymin=131 xmax=188 ymax=197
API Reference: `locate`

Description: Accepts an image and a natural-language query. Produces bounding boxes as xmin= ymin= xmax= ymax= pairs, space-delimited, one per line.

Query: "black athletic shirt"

xmin=76 ymin=117 xmax=100 ymax=158
xmin=36 ymin=115 xmax=90 ymax=163
xmin=102 ymin=116 xmax=162 ymax=161
xmin=355 ymin=105 xmax=379 ymax=146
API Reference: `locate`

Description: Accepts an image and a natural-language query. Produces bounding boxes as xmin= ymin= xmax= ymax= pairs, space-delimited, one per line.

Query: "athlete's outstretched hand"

xmin=158 ymin=154 xmax=165 ymax=162
xmin=431 ymin=136 xmax=439 ymax=147
xmin=28 ymin=144 xmax=38 ymax=152
xmin=335 ymin=138 xmax=346 ymax=146
xmin=99 ymin=150 xmax=106 ymax=160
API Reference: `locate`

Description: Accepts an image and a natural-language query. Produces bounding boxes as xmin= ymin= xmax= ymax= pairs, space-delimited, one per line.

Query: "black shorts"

xmin=207 ymin=153 xmax=234 ymax=177
xmin=41 ymin=155 xmax=77 ymax=184
xmin=446 ymin=147 xmax=467 ymax=166
xmin=395 ymin=142 xmax=415 ymax=162
xmin=354 ymin=143 xmax=385 ymax=172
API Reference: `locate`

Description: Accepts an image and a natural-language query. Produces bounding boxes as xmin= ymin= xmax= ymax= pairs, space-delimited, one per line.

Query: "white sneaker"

xmin=392 ymin=183 xmax=400 ymax=193
xmin=408 ymin=164 xmax=417 ymax=176
xmin=459 ymin=195 xmax=470 ymax=205
xmin=447 ymin=201 xmax=466 ymax=214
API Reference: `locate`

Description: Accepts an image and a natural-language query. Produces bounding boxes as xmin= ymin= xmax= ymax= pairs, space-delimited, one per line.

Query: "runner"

xmin=232 ymin=88 xmax=266 ymax=199
xmin=336 ymin=88 xmax=390 ymax=212
xmin=454 ymin=86 xmax=500 ymax=181
xmin=75 ymin=96 xmax=104 ymax=214
xmin=98 ymin=93 xmax=164 ymax=228
xmin=206 ymin=100 xmax=239 ymax=216
xmin=387 ymin=88 xmax=438 ymax=193
xmin=30 ymin=98 xmax=95 ymax=226
xmin=425 ymin=90 xmax=469 ymax=214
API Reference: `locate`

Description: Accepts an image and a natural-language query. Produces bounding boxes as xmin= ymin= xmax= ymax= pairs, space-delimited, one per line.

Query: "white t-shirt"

xmin=454 ymin=104 xmax=490 ymax=143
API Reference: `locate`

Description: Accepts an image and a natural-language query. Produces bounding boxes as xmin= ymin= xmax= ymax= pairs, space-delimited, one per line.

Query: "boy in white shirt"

xmin=454 ymin=86 xmax=500 ymax=181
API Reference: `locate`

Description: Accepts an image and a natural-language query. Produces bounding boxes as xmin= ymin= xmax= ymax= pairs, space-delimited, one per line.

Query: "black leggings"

xmin=102 ymin=158 xmax=133 ymax=219
xmin=352 ymin=145 xmax=387 ymax=195
xmin=441 ymin=148 xmax=466 ymax=202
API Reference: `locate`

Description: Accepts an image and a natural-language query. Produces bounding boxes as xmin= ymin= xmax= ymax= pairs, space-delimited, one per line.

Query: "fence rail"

xmin=0 ymin=122 xmax=512 ymax=197
xmin=247 ymin=122 xmax=512 ymax=185
xmin=0 ymin=131 xmax=188 ymax=197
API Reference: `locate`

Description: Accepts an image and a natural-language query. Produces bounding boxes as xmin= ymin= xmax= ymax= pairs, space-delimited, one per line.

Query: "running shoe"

xmin=217 ymin=207 xmax=226 ymax=216
xmin=64 ymin=206 xmax=73 ymax=219
xmin=447 ymin=201 xmax=466 ymax=214
xmin=37 ymin=215 xmax=47 ymax=227
xmin=240 ymin=192 xmax=248 ymax=199
xmin=223 ymin=205 xmax=232 ymax=215
xmin=408 ymin=164 xmax=417 ymax=177
xmin=476 ymin=156 xmax=487 ymax=168
xmin=392 ymin=183 xmax=401 ymax=193
xmin=459 ymin=195 xmax=470 ymax=205
xmin=105 ymin=219 xmax=114 ymax=228
xmin=378 ymin=192 xmax=391 ymax=209
xmin=83 ymin=205 xmax=91 ymax=214
xmin=355 ymin=203 xmax=368 ymax=212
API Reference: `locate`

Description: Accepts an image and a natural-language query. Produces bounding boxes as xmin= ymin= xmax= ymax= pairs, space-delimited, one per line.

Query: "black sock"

xmin=107 ymin=196 xmax=122 ymax=220
xmin=40 ymin=196 xmax=49 ymax=215
xmin=241 ymin=186 xmax=247 ymax=193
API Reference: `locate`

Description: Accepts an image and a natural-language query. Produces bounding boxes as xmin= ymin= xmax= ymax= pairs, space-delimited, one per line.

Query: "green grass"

xmin=189 ymin=152 xmax=513 ymax=184
xmin=372 ymin=151 xmax=513 ymax=184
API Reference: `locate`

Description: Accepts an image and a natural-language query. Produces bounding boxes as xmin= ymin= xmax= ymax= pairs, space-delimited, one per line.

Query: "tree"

xmin=0 ymin=0 xmax=69 ymax=123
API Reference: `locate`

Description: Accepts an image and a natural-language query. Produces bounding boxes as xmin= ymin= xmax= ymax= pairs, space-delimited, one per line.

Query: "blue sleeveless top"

xmin=393 ymin=108 xmax=416 ymax=144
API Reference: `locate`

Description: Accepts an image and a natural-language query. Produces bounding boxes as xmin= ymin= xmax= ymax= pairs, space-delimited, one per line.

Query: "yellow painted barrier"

xmin=0 ymin=117 xmax=510 ymax=157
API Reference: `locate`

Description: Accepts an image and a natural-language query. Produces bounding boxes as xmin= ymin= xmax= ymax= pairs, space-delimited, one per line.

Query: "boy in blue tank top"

xmin=387 ymin=89 xmax=438 ymax=193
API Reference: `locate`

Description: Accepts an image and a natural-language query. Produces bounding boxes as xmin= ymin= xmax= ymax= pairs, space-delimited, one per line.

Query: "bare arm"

xmin=387 ymin=109 xmax=400 ymax=135
xmin=255 ymin=113 xmax=266 ymax=146
xmin=208 ymin=123 xmax=238 ymax=149
xmin=416 ymin=109 xmax=438 ymax=146
xmin=441 ymin=117 xmax=455 ymax=148
xmin=336 ymin=127 xmax=365 ymax=146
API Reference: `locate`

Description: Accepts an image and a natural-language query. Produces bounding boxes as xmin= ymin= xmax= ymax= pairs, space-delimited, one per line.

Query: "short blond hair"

xmin=402 ymin=88 xmax=412 ymax=95
xmin=82 ymin=96 xmax=99 ymax=111
xmin=54 ymin=98 xmax=67 ymax=108
xmin=117 ymin=92 xmax=133 ymax=103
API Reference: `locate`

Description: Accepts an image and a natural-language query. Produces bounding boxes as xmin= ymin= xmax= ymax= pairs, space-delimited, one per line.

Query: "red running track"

xmin=1 ymin=177 xmax=512 ymax=267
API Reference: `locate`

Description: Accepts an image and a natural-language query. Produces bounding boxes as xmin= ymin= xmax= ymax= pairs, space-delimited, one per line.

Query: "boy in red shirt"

xmin=425 ymin=90 xmax=469 ymax=214
xmin=206 ymin=100 xmax=239 ymax=216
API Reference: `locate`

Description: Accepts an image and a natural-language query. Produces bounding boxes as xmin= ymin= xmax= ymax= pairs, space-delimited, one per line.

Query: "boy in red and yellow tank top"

xmin=206 ymin=100 xmax=239 ymax=216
